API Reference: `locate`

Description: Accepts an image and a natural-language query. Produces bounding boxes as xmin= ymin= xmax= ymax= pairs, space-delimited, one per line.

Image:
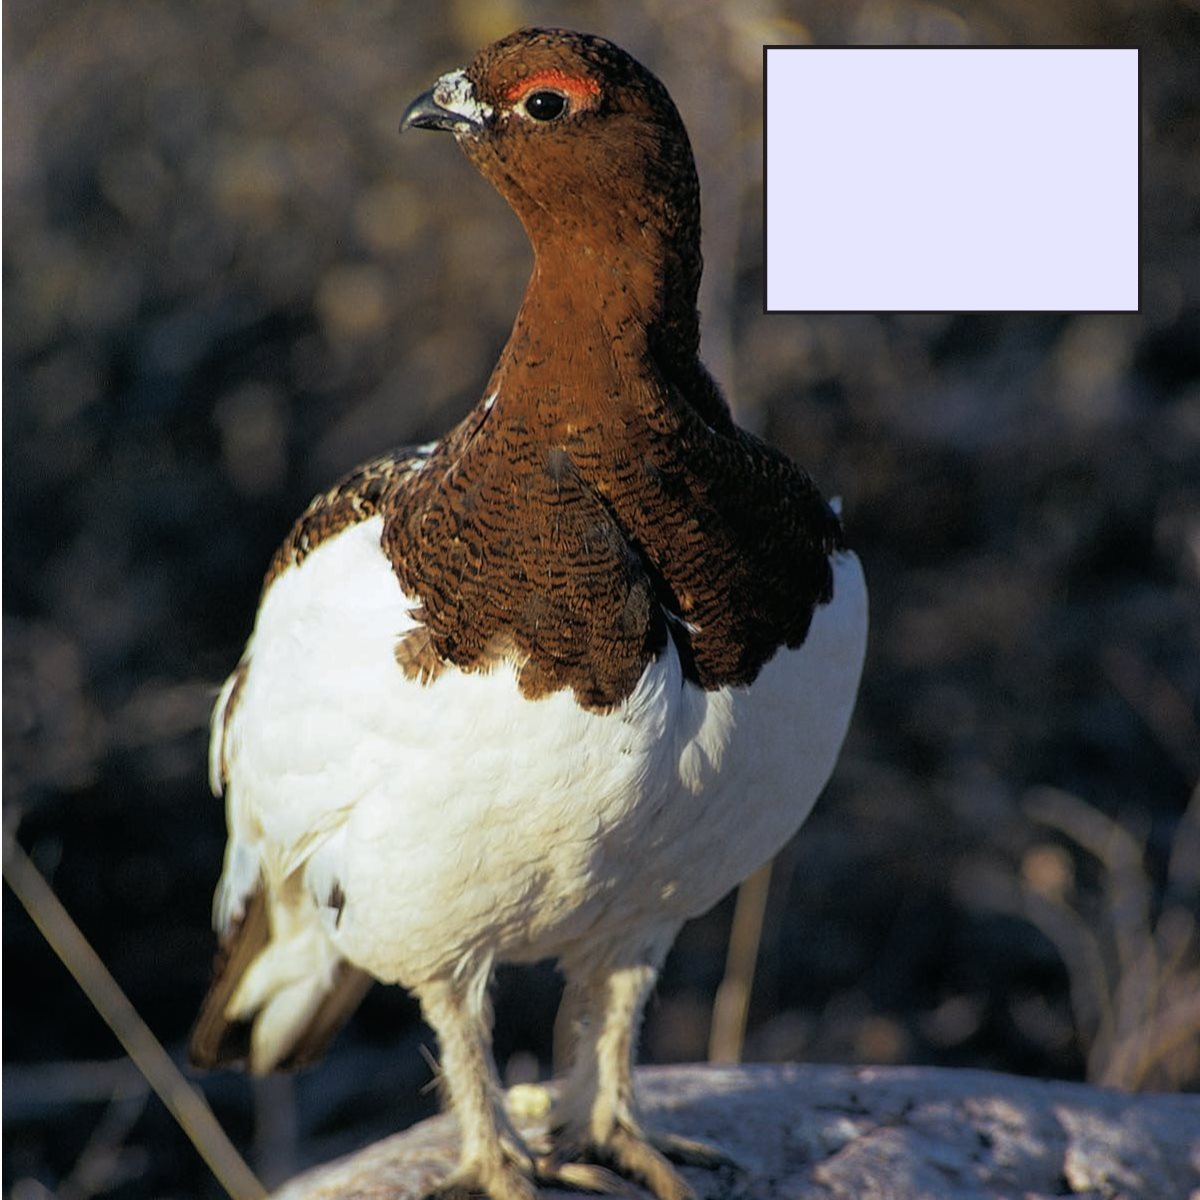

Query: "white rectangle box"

xmin=765 ymin=48 xmax=1139 ymax=313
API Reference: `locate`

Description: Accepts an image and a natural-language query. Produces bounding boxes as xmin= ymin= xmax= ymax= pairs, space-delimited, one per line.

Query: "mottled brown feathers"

xmin=264 ymin=446 xmax=431 ymax=587
xmin=256 ymin=27 xmax=843 ymax=712
xmin=383 ymin=28 xmax=840 ymax=707
xmin=385 ymin=406 xmax=669 ymax=709
xmin=380 ymin=365 xmax=839 ymax=709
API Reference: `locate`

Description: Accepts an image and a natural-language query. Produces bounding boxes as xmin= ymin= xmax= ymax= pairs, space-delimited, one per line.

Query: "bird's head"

xmin=402 ymin=27 xmax=702 ymax=316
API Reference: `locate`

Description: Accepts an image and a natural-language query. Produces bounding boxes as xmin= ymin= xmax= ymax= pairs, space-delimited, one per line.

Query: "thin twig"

xmin=709 ymin=860 xmax=772 ymax=1063
xmin=1166 ymin=781 xmax=1200 ymax=897
xmin=253 ymin=1073 xmax=299 ymax=1190
xmin=1098 ymin=978 xmax=1200 ymax=1090
xmin=1102 ymin=646 xmax=1200 ymax=781
xmin=1025 ymin=787 xmax=1159 ymax=1070
xmin=58 ymin=1083 xmax=149 ymax=1200
xmin=3 ymin=833 xmax=266 ymax=1200
xmin=2 ymin=1058 xmax=146 ymax=1115
xmin=1018 ymin=883 xmax=1116 ymax=1058
xmin=958 ymin=860 xmax=1114 ymax=1058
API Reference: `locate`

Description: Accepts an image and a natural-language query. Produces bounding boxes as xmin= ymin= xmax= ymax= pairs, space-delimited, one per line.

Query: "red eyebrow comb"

xmin=505 ymin=68 xmax=601 ymax=103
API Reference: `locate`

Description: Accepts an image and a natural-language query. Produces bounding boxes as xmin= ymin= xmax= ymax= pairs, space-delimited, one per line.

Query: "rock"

xmin=268 ymin=1063 xmax=1200 ymax=1199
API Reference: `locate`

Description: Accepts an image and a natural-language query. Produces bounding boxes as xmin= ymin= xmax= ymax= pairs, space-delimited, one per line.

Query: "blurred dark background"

xmin=4 ymin=1 xmax=1198 ymax=1197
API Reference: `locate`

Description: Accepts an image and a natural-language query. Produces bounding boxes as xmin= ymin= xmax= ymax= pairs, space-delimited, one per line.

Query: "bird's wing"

xmin=192 ymin=446 xmax=437 ymax=1072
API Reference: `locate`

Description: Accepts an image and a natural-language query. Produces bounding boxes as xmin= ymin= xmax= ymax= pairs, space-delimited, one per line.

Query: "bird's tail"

xmin=189 ymin=884 xmax=371 ymax=1074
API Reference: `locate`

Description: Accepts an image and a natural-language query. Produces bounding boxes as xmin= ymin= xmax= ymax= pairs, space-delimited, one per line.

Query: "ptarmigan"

xmin=191 ymin=27 xmax=867 ymax=1200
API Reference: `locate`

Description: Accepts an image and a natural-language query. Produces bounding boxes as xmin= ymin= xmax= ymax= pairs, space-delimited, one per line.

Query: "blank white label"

xmin=765 ymin=48 xmax=1139 ymax=312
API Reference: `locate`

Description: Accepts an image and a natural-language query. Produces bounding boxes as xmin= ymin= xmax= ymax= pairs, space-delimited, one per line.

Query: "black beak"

xmin=401 ymin=87 xmax=479 ymax=135
xmin=401 ymin=88 xmax=456 ymax=133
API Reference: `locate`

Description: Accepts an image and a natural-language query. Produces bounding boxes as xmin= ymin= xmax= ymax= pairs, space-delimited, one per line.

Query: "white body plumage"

xmin=211 ymin=512 xmax=867 ymax=1070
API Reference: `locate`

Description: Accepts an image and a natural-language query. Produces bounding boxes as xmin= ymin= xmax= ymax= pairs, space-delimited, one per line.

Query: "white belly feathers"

xmin=213 ymin=514 xmax=867 ymax=987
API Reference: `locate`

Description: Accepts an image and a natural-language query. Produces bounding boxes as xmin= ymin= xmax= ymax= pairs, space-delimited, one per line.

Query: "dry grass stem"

xmin=2 ymin=833 xmax=267 ymax=1200
xmin=967 ymin=785 xmax=1200 ymax=1091
xmin=709 ymin=860 xmax=773 ymax=1063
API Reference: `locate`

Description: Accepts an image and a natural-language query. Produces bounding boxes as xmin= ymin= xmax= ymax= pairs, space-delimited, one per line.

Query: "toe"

xmin=646 ymin=1130 xmax=738 ymax=1171
xmin=422 ymin=1162 xmax=537 ymax=1200
xmin=547 ymin=1121 xmax=737 ymax=1200
xmin=421 ymin=1186 xmax=478 ymax=1200
xmin=533 ymin=1157 xmax=628 ymax=1193
xmin=599 ymin=1127 xmax=696 ymax=1200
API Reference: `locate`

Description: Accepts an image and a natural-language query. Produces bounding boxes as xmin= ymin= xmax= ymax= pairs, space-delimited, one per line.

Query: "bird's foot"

xmin=642 ymin=1129 xmax=737 ymax=1172
xmin=421 ymin=1161 xmax=537 ymax=1200
xmin=421 ymin=1137 xmax=540 ymax=1200
xmin=550 ymin=1122 xmax=737 ymax=1200
xmin=422 ymin=1140 xmax=630 ymax=1199
xmin=531 ymin=1157 xmax=629 ymax=1194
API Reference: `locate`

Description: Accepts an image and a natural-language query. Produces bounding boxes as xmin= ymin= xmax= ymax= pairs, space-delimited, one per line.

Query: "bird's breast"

xmin=220 ymin=515 xmax=865 ymax=983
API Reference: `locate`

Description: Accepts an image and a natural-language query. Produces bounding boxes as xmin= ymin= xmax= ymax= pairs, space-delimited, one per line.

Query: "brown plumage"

xmin=386 ymin=28 xmax=843 ymax=710
xmin=253 ymin=27 xmax=841 ymax=712
xmin=264 ymin=445 xmax=434 ymax=588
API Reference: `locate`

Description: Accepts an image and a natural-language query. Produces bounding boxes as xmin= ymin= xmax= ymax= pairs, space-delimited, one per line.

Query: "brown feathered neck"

xmin=371 ymin=28 xmax=842 ymax=710
xmin=459 ymin=27 xmax=724 ymax=431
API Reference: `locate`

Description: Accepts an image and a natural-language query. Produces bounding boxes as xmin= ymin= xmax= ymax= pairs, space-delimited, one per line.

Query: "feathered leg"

xmin=552 ymin=932 xmax=730 ymax=1200
xmin=416 ymin=967 xmax=538 ymax=1200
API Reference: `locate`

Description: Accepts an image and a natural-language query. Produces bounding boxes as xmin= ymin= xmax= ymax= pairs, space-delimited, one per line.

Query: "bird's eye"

xmin=523 ymin=90 xmax=567 ymax=122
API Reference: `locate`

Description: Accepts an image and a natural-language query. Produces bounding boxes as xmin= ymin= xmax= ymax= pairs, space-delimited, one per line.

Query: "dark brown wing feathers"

xmin=188 ymin=887 xmax=372 ymax=1072
xmin=188 ymin=888 xmax=269 ymax=1069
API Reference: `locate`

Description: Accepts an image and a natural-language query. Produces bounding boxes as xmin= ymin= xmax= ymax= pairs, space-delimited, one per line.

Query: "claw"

xmin=533 ymin=1157 xmax=628 ymax=1193
xmin=547 ymin=1121 xmax=738 ymax=1200
xmin=605 ymin=1127 xmax=696 ymax=1200
xmin=420 ymin=1162 xmax=536 ymax=1200
xmin=647 ymin=1130 xmax=739 ymax=1172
